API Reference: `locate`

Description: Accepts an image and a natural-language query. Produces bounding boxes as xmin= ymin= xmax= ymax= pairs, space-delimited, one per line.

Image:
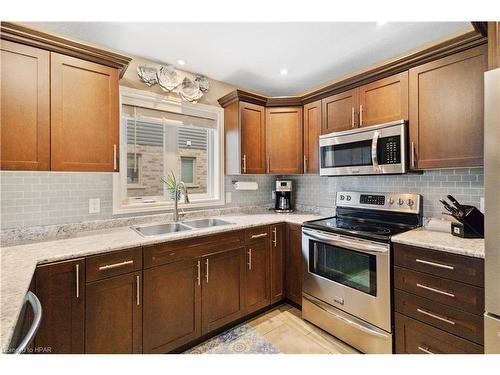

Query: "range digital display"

xmin=360 ymin=194 xmax=385 ymax=205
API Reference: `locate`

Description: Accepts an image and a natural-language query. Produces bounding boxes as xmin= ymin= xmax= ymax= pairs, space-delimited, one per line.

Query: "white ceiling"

xmin=28 ymin=22 xmax=471 ymax=96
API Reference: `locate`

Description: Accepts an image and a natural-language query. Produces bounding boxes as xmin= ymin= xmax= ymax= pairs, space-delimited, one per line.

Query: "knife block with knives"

xmin=440 ymin=195 xmax=484 ymax=238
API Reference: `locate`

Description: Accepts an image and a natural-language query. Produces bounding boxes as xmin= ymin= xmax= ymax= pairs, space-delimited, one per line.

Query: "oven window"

xmin=309 ymin=241 xmax=377 ymax=296
xmin=321 ymin=139 xmax=373 ymax=168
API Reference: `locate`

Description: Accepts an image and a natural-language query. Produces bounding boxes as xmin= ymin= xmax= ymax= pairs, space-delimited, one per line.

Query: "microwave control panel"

xmin=379 ymin=136 xmax=401 ymax=164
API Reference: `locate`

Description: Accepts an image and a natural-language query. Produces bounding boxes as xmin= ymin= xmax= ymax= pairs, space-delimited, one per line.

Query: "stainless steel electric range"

xmin=301 ymin=191 xmax=422 ymax=354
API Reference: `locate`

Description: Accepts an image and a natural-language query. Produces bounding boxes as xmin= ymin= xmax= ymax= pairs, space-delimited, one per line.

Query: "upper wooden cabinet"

xmin=1 ymin=40 xmax=50 ymax=170
xmin=0 ymin=23 xmax=130 ymax=172
xmin=488 ymin=22 xmax=500 ymax=70
xmin=321 ymin=88 xmax=358 ymax=134
xmin=51 ymin=53 xmax=119 ymax=172
xmin=358 ymin=71 xmax=408 ymax=126
xmin=409 ymin=45 xmax=487 ymax=169
xmin=224 ymin=101 xmax=266 ymax=174
xmin=34 ymin=259 xmax=85 ymax=354
xmin=266 ymin=107 xmax=303 ymax=174
xmin=303 ymin=100 xmax=322 ymax=173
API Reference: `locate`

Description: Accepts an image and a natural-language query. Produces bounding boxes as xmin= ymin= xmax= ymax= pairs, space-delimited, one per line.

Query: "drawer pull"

xmin=417 ymin=346 xmax=435 ymax=354
xmin=75 ymin=264 xmax=80 ymax=299
xmin=416 ymin=283 xmax=455 ymax=298
xmin=251 ymin=233 xmax=268 ymax=239
xmin=196 ymin=260 xmax=201 ymax=286
xmin=98 ymin=260 xmax=134 ymax=271
xmin=272 ymin=227 xmax=277 ymax=247
xmin=248 ymin=248 xmax=252 ymax=270
xmin=136 ymin=275 xmax=140 ymax=306
xmin=416 ymin=258 xmax=455 ymax=270
xmin=417 ymin=308 xmax=456 ymax=325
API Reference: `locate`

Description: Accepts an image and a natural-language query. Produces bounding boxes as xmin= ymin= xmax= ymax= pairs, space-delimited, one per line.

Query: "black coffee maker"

xmin=275 ymin=180 xmax=293 ymax=213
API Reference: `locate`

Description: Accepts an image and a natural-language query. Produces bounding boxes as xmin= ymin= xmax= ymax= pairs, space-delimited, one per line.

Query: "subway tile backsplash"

xmin=0 ymin=168 xmax=483 ymax=231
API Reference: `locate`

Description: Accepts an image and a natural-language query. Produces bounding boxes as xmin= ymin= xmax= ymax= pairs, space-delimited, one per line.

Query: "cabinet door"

xmin=321 ymin=88 xmax=358 ymax=134
xmin=201 ymin=248 xmax=244 ymax=334
xmin=303 ymin=100 xmax=322 ymax=174
xmin=85 ymin=272 xmax=142 ymax=353
xmin=245 ymin=240 xmax=271 ymax=314
xmin=34 ymin=259 xmax=85 ymax=354
xmin=1 ymin=40 xmax=50 ymax=170
xmin=409 ymin=45 xmax=487 ymax=169
xmin=266 ymin=107 xmax=303 ymax=174
xmin=358 ymin=71 xmax=408 ymax=126
xmin=143 ymin=259 xmax=201 ymax=353
xmin=270 ymin=224 xmax=285 ymax=304
xmin=285 ymin=224 xmax=303 ymax=306
xmin=50 ymin=53 xmax=119 ymax=172
xmin=240 ymin=102 xmax=266 ymax=174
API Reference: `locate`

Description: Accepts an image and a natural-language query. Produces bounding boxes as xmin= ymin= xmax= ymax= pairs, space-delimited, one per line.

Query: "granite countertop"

xmin=391 ymin=227 xmax=485 ymax=259
xmin=0 ymin=213 xmax=320 ymax=352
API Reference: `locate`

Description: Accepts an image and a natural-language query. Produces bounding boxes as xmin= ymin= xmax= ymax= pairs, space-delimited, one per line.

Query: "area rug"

xmin=185 ymin=323 xmax=281 ymax=354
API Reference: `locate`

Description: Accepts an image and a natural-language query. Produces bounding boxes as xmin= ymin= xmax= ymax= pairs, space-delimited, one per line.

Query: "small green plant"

xmin=161 ymin=171 xmax=181 ymax=200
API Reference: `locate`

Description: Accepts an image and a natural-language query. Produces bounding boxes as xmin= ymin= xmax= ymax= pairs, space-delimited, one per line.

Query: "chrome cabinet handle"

xmin=267 ymin=157 xmax=270 ymax=173
xmin=75 ymin=263 xmax=80 ymax=299
xmin=98 ymin=260 xmax=133 ymax=271
xmin=196 ymin=260 xmax=201 ymax=286
xmin=272 ymin=227 xmax=277 ymax=247
xmin=411 ymin=142 xmax=416 ymax=168
xmin=417 ymin=346 xmax=435 ymax=354
xmin=136 ymin=275 xmax=140 ymax=306
xmin=359 ymin=105 xmax=363 ymax=126
xmin=113 ymin=144 xmax=117 ymax=171
xmin=248 ymin=248 xmax=252 ymax=270
xmin=303 ymin=155 xmax=307 ymax=173
xmin=417 ymin=308 xmax=455 ymax=325
xmin=351 ymin=107 xmax=355 ymax=128
xmin=242 ymin=154 xmax=247 ymax=173
xmin=251 ymin=233 xmax=268 ymax=239
xmin=12 ymin=292 xmax=42 ymax=354
xmin=416 ymin=258 xmax=455 ymax=270
xmin=205 ymin=259 xmax=209 ymax=284
xmin=416 ymin=283 xmax=455 ymax=298
xmin=371 ymin=131 xmax=380 ymax=171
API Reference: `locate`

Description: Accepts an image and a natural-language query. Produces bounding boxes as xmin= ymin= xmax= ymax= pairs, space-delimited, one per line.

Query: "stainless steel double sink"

xmin=131 ymin=218 xmax=234 ymax=237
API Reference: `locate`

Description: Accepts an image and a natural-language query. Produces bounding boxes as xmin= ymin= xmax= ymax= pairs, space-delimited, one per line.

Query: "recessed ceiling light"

xmin=376 ymin=21 xmax=387 ymax=27
xmin=280 ymin=68 xmax=288 ymax=76
xmin=177 ymin=59 xmax=186 ymax=66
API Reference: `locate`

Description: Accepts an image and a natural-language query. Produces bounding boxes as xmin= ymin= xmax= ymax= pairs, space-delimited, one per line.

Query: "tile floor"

xmin=187 ymin=304 xmax=360 ymax=354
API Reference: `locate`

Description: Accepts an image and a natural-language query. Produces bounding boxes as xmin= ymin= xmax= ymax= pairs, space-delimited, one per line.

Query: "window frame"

xmin=113 ymin=86 xmax=225 ymax=215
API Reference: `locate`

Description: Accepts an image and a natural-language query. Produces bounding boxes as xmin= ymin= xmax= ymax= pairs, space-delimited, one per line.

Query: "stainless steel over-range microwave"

xmin=319 ymin=120 xmax=408 ymax=176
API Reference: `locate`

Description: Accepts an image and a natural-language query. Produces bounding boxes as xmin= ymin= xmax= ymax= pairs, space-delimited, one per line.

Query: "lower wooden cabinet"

xmin=143 ymin=259 xmax=201 ymax=354
xmin=285 ymin=223 xmax=303 ymax=306
xmin=270 ymin=224 xmax=285 ymax=304
xmin=201 ymin=248 xmax=245 ymax=334
xmin=85 ymin=272 xmax=142 ymax=354
xmin=244 ymin=237 xmax=271 ymax=314
xmin=34 ymin=259 xmax=85 ymax=354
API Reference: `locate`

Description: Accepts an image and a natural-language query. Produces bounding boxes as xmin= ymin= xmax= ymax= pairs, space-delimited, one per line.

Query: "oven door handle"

xmin=303 ymin=229 xmax=388 ymax=254
xmin=303 ymin=294 xmax=390 ymax=339
xmin=371 ymin=131 xmax=380 ymax=171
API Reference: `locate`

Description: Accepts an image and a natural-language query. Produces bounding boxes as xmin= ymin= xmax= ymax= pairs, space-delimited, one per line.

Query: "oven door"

xmin=319 ymin=120 xmax=407 ymax=176
xmin=302 ymin=228 xmax=391 ymax=332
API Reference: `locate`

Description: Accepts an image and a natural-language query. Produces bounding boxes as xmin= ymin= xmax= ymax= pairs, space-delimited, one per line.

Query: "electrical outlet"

xmin=89 ymin=198 xmax=101 ymax=214
xmin=225 ymin=192 xmax=232 ymax=204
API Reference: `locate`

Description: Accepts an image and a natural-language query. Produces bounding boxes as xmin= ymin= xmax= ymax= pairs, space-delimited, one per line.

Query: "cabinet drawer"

xmin=394 ymin=267 xmax=484 ymax=315
xmin=394 ymin=243 xmax=484 ymax=287
xmin=144 ymin=230 xmax=245 ymax=268
xmin=245 ymin=226 xmax=270 ymax=244
xmin=395 ymin=313 xmax=483 ymax=354
xmin=86 ymin=247 xmax=142 ymax=282
xmin=395 ymin=290 xmax=484 ymax=344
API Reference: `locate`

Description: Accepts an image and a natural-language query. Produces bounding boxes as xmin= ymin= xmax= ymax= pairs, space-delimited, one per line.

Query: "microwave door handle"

xmin=303 ymin=229 xmax=388 ymax=254
xmin=372 ymin=131 xmax=380 ymax=171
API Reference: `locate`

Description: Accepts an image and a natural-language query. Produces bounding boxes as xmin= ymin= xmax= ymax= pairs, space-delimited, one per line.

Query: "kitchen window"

xmin=113 ymin=87 xmax=224 ymax=214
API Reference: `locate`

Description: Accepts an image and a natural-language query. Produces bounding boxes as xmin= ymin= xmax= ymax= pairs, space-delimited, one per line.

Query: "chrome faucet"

xmin=173 ymin=181 xmax=190 ymax=222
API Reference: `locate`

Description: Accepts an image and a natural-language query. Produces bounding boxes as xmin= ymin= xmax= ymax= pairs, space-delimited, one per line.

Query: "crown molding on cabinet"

xmin=218 ymin=30 xmax=487 ymax=108
xmin=471 ymin=22 xmax=488 ymax=37
xmin=0 ymin=22 xmax=132 ymax=78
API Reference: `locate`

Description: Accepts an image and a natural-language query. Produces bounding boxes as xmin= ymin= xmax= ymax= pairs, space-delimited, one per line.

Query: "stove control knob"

xmin=398 ymin=198 xmax=404 ymax=206
xmin=406 ymin=199 xmax=414 ymax=207
xmin=388 ymin=197 xmax=395 ymax=205
xmin=346 ymin=195 xmax=351 ymax=201
xmin=340 ymin=195 xmax=345 ymax=200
